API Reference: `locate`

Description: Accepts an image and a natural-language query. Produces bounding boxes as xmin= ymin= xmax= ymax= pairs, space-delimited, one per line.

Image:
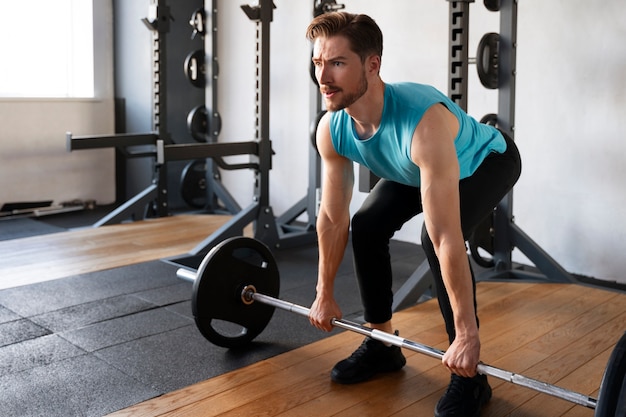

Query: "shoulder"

xmin=416 ymin=103 xmax=456 ymax=133
xmin=316 ymin=111 xmax=343 ymax=161
xmin=386 ymin=82 xmax=442 ymax=101
xmin=384 ymin=82 xmax=450 ymax=119
xmin=411 ymin=103 xmax=460 ymax=169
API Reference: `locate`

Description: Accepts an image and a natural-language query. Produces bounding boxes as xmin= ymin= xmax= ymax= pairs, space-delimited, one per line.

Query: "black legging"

xmin=350 ymin=133 xmax=522 ymax=343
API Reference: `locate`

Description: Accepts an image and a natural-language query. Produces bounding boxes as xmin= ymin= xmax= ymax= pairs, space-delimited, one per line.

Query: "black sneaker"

xmin=434 ymin=374 xmax=492 ymax=417
xmin=331 ymin=332 xmax=406 ymax=384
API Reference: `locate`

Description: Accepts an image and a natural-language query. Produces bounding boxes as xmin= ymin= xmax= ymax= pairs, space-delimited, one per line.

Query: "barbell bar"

xmin=178 ymin=236 xmax=626 ymax=417
xmin=243 ymin=285 xmax=600 ymax=409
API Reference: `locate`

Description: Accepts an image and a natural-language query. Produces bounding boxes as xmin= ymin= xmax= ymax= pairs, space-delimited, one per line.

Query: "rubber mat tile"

xmin=29 ymin=294 xmax=157 ymax=333
xmin=0 ymin=305 xmax=20 ymax=324
xmin=94 ymin=324 xmax=298 ymax=393
xmin=0 ymin=261 xmax=178 ymax=316
xmin=0 ymin=318 xmax=50 ymax=347
xmin=0 ymin=354 xmax=158 ymax=417
xmin=0 ymin=334 xmax=85 ymax=377
xmin=59 ymin=307 xmax=192 ymax=352
xmin=131 ymin=281 xmax=193 ymax=306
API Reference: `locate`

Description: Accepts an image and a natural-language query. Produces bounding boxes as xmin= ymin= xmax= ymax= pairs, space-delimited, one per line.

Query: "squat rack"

xmin=68 ymin=0 xmax=320 ymax=256
xmin=392 ymin=0 xmax=576 ymax=312
xmin=67 ymin=0 xmax=240 ymax=225
xmin=477 ymin=0 xmax=574 ymax=283
xmin=177 ymin=0 xmax=320 ymax=258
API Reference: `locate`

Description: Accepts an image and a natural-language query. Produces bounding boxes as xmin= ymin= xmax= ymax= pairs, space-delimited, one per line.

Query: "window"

xmin=0 ymin=0 xmax=94 ymax=98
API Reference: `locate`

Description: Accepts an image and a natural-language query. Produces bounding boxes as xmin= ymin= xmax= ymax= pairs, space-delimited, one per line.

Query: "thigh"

xmin=458 ymin=135 xmax=522 ymax=237
xmin=355 ymin=179 xmax=423 ymax=228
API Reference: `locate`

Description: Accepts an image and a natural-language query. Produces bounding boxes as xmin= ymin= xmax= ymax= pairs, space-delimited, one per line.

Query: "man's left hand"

xmin=442 ymin=335 xmax=481 ymax=378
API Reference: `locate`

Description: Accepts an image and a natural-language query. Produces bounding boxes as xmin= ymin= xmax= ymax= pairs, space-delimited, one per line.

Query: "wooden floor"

xmin=105 ymin=280 xmax=625 ymax=417
xmin=2 ymin=215 xmax=624 ymax=416
xmin=0 ymin=214 xmax=233 ymax=290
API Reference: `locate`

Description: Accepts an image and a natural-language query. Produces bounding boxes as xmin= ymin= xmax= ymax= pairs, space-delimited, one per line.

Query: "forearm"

xmin=437 ymin=242 xmax=479 ymax=338
xmin=315 ymin=210 xmax=350 ymax=297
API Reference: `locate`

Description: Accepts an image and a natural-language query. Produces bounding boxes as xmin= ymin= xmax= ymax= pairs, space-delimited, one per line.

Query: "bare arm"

xmin=412 ymin=104 xmax=480 ymax=377
xmin=309 ymin=112 xmax=354 ymax=331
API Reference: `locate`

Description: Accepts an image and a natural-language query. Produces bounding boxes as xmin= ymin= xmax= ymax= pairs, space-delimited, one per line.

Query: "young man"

xmin=305 ymin=12 xmax=522 ymax=417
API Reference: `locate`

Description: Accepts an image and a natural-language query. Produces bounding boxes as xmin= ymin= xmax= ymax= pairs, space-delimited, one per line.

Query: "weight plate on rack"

xmin=477 ymin=33 xmax=500 ymax=90
xmin=180 ymin=159 xmax=208 ymax=209
xmin=184 ymin=49 xmax=206 ymax=88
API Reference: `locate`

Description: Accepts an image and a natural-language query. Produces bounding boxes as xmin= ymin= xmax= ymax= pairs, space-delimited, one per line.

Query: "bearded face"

xmin=321 ymin=67 xmax=368 ymax=112
xmin=312 ymin=35 xmax=371 ymax=112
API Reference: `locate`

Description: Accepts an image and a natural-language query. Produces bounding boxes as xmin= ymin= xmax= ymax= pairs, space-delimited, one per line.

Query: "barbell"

xmin=177 ymin=236 xmax=626 ymax=417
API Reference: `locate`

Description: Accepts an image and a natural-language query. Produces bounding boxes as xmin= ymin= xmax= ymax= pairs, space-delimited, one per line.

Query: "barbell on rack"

xmin=177 ymin=236 xmax=626 ymax=417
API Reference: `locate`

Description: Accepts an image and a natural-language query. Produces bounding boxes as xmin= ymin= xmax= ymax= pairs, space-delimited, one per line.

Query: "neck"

xmin=346 ymin=78 xmax=385 ymax=139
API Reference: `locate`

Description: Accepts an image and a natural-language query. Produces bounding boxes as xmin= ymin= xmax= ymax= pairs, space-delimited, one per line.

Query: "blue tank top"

xmin=329 ymin=82 xmax=506 ymax=187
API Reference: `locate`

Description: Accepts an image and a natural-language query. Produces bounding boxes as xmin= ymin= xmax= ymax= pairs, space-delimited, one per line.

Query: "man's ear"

xmin=366 ymin=54 xmax=382 ymax=75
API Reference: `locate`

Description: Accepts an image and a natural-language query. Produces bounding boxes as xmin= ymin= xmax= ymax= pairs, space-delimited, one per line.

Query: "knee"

xmin=350 ymin=207 xmax=377 ymax=239
xmin=351 ymin=206 xmax=399 ymax=243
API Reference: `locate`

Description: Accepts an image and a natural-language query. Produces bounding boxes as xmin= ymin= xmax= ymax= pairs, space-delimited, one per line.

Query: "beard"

xmin=322 ymin=69 xmax=368 ymax=112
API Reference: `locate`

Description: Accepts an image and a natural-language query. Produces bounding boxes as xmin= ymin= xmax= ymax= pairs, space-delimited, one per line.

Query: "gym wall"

xmin=0 ymin=0 xmax=116 ymax=207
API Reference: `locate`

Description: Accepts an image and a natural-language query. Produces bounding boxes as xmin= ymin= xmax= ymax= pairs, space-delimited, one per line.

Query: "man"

xmin=305 ymin=12 xmax=522 ymax=417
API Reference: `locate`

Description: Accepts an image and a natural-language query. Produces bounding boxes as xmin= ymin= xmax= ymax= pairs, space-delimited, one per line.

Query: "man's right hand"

xmin=309 ymin=294 xmax=342 ymax=332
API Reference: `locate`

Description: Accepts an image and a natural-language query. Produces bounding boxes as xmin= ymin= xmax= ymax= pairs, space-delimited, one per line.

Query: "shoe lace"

xmin=348 ymin=337 xmax=378 ymax=361
xmin=444 ymin=375 xmax=466 ymax=400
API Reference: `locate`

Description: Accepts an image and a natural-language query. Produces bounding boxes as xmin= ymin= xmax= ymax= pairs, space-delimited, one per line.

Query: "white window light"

xmin=0 ymin=0 xmax=94 ymax=98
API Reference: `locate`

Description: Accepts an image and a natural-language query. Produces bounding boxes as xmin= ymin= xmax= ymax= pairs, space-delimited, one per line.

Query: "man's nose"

xmin=317 ymin=64 xmax=330 ymax=85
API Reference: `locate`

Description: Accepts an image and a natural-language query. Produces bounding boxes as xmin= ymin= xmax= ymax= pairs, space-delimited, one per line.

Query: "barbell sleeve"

xmin=177 ymin=268 xmax=197 ymax=282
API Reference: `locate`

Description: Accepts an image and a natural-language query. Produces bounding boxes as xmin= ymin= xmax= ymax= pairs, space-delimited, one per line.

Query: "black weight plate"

xmin=595 ymin=331 xmax=626 ymax=417
xmin=477 ymin=33 xmax=500 ymax=90
xmin=189 ymin=7 xmax=206 ymax=39
xmin=184 ymin=49 xmax=206 ymax=88
xmin=180 ymin=159 xmax=208 ymax=209
xmin=192 ymin=237 xmax=280 ymax=348
xmin=186 ymin=106 xmax=222 ymax=142
xmin=480 ymin=113 xmax=498 ymax=127
xmin=468 ymin=211 xmax=495 ymax=268
xmin=483 ymin=0 xmax=501 ymax=12
xmin=187 ymin=105 xmax=209 ymax=142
